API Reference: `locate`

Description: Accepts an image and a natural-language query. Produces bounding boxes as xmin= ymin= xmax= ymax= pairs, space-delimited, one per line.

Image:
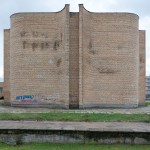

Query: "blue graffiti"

xmin=16 ymin=95 xmax=34 ymax=100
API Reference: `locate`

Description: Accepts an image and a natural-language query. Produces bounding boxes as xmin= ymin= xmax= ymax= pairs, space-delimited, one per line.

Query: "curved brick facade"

xmin=79 ymin=5 xmax=140 ymax=108
xmin=9 ymin=5 xmax=70 ymax=108
xmin=4 ymin=4 xmax=145 ymax=108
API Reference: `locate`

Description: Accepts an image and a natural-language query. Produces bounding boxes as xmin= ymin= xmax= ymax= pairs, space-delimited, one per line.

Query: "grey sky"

xmin=0 ymin=0 xmax=149 ymax=81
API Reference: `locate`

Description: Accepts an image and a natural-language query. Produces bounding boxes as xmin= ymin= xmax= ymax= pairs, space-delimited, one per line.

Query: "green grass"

xmin=1 ymin=143 xmax=150 ymax=150
xmin=145 ymin=101 xmax=150 ymax=106
xmin=0 ymin=113 xmax=149 ymax=122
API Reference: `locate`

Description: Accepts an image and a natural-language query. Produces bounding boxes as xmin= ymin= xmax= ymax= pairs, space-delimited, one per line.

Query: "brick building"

xmin=4 ymin=4 xmax=146 ymax=108
xmin=146 ymin=76 xmax=150 ymax=100
xmin=0 ymin=82 xmax=3 ymax=99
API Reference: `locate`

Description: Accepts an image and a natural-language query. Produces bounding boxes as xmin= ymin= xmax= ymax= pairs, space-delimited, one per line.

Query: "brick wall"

xmin=9 ymin=5 xmax=70 ymax=108
xmin=4 ymin=4 xmax=145 ymax=108
xmin=4 ymin=29 xmax=10 ymax=104
xmin=0 ymin=82 xmax=4 ymax=98
xmin=139 ymin=30 xmax=146 ymax=105
xmin=80 ymin=5 xmax=139 ymax=108
xmin=69 ymin=13 xmax=79 ymax=108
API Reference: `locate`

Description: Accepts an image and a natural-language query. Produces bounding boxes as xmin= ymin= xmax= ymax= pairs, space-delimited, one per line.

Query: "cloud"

xmin=83 ymin=0 xmax=150 ymax=18
xmin=140 ymin=16 xmax=150 ymax=75
xmin=0 ymin=0 xmax=149 ymax=78
xmin=0 ymin=65 xmax=3 ymax=80
xmin=40 ymin=0 xmax=86 ymax=12
xmin=146 ymin=59 xmax=150 ymax=76
xmin=83 ymin=0 xmax=119 ymax=12
xmin=0 ymin=30 xmax=3 ymax=79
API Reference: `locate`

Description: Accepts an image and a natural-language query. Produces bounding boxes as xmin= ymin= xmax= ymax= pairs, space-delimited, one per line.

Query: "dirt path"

xmin=0 ymin=103 xmax=150 ymax=114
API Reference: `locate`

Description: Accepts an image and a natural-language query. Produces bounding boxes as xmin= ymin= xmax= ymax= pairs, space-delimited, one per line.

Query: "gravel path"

xmin=0 ymin=102 xmax=150 ymax=114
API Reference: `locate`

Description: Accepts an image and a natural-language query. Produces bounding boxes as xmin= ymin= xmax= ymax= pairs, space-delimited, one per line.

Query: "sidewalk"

xmin=0 ymin=103 xmax=150 ymax=145
xmin=0 ymin=104 xmax=150 ymax=114
xmin=0 ymin=121 xmax=150 ymax=132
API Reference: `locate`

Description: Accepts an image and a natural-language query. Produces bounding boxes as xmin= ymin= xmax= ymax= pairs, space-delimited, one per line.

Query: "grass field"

xmin=145 ymin=101 xmax=150 ymax=106
xmin=1 ymin=143 xmax=150 ymax=150
xmin=0 ymin=113 xmax=149 ymax=122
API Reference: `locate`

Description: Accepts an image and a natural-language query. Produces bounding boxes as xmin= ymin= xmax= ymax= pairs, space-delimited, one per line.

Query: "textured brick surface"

xmin=80 ymin=5 xmax=140 ymax=108
xmin=9 ymin=5 xmax=70 ymax=107
xmin=69 ymin=13 xmax=79 ymax=108
xmin=4 ymin=4 xmax=145 ymax=108
xmin=4 ymin=29 xmax=10 ymax=104
xmin=139 ymin=31 xmax=146 ymax=105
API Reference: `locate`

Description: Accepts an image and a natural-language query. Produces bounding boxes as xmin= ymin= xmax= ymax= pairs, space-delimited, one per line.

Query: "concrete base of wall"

xmin=10 ymin=103 xmax=141 ymax=109
xmin=0 ymin=121 xmax=150 ymax=145
xmin=11 ymin=104 xmax=69 ymax=109
xmin=138 ymin=103 xmax=145 ymax=107
xmin=0 ymin=129 xmax=150 ymax=145
xmin=3 ymin=102 xmax=11 ymax=106
xmin=79 ymin=104 xmax=139 ymax=109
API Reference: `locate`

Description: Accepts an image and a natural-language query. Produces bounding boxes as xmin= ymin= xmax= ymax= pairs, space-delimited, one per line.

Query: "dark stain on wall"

xmin=70 ymin=12 xmax=78 ymax=17
xmin=89 ymin=41 xmax=92 ymax=50
xmin=22 ymin=41 xmax=27 ymax=49
xmin=41 ymin=42 xmax=50 ymax=50
xmin=57 ymin=70 xmax=63 ymax=75
xmin=89 ymin=41 xmax=95 ymax=55
xmin=61 ymin=33 xmax=63 ymax=42
xmin=20 ymin=31 xmax=26 ymax=37
xmin=41 ymin=33 xmax=48 ymax=38
xmin=45 ymin=42 xmax=49 ymax=48
xmin=54 ymin=40 xmax=60 ymax=50
xmin=86 ymin=57 xmax=92 ymax=65
xmin=140 ymin=56 xmax=144 ymax=63
xmin=89 ymin=50 xmax=95 ymax=55
xmin=32 ymin=43 xmax=38 ymax=51
xmin=32 ymin=32 xmax=38 ymax=38
xmin=41 ymin=43 xmax=44 ymax=49
xmin=56 ymin=58 xmax=62 ymax=67
xmin=117 ymin=45 xmax=123 ymax=50
xmin=97 ymin=67 xmax=116 ymax=74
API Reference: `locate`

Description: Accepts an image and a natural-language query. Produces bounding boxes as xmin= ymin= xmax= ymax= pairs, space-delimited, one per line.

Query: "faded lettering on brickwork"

xmin=20 ymin=31 xmax=62 ymax=51
xmin=15 ymin=94 xmax=59 ymax=103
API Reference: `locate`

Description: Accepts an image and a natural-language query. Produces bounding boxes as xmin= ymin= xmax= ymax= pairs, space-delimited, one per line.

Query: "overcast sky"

xmin=0 ymin=0 xmax=150 ymax=81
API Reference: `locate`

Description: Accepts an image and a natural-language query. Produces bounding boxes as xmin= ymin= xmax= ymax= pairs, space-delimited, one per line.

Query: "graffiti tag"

xmin=16 ymin=95 xmax=33 ymax=100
